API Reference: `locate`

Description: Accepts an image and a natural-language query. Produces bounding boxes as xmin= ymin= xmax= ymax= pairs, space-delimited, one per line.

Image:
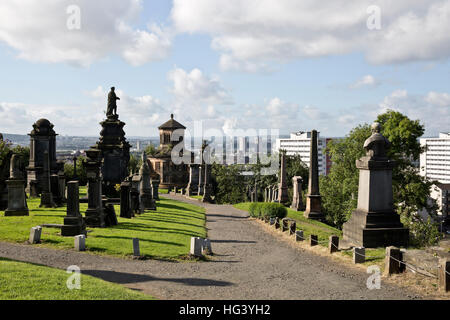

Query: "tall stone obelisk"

xmin=342 ymin=123 xmax=409 ymax=248
xmin=304 ymin=130 xmax=324 ymax=220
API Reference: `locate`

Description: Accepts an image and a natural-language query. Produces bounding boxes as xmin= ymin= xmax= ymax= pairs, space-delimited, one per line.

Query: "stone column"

xmin=186 ymin=164 xmax=199 ymax=196
xmin=5 ymin=154 xmax=29 ymax=216
xmin=39 ymin=151 xmax=56 ymax=208
xmin=342 ymin=123 xmax=409 ymax=248
xmin=61 ymin=181 xmax=86 ymax=236
xmin=304 ymin=130 xmax=324 ymax=220
xmin=202 ymin=164 xmax=213 ymax=203
xmin=83 ymin=149 xmax=105 ymax=227
xmin=291 ymin=176 xmax=303 ymax=211
xmin=278 ymin=151 xmax=289 ymax=204
xmin=139 ymin=152 xmax=156 ymax=210
xmin=198 ymin=165 xmax=204 ymax=196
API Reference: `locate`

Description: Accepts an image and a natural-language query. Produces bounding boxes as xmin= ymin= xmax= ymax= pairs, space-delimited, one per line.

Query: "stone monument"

xmin=278 ymin=151 xmax=289 ymax=204
xmin=291 ymin=176 xmax=303 ymax=211
xmin=92 ymin=87 xmax=131 ymax=197
xmin=61 ymin=181 xmax=86 ymax=236
xmin=26 ymin=119 xmax=58 ymax=195
xmin=304 ymin=130 xmax=324 ymax=220
xmin=4 ymin=154 xmax=29 ymax=216
xmin=83 ymin=148 xmax=105 ymax=227
xmin=139 ymin=152 xmax=156 ymax=210
xmin=0 ymin=135 xmax=12 ymax=210
xmin=342 ymin=123 xmax=409 ymax=248
xmin=120 ymin=180 xmax=132 ymax=218
xmin=186 ymin=164 xmax=199 ymax=196
xmin=202 ymin=164 xmax=213 ymax=203
xmin=39 ymin=151 xmax=56 ymax=208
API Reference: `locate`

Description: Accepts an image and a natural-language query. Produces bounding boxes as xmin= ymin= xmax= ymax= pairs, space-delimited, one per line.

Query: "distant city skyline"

xmin=0 ymin=1 xmax=449 ymax=138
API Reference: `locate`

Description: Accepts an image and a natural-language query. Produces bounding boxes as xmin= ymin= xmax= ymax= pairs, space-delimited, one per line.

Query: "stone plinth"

xmin=61 ymin=181 xmax=86 ymax=237
xmin=291 ymin=176 xmax=303 ymax=211
xmin=5 ymin=180 xmax=29 ymax=216
xmin=83 ymin=149 xmax=105 ymax=228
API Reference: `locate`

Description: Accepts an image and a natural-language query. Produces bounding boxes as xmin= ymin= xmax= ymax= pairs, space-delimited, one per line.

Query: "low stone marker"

xmin=269 ymin=217 xmax=275 ymax=225
xmin=190 ymin=237 xmax=203 ymax=257
xmin=281 ymin=219 xmax=289 ymax=232
xmin=29 ymin=226 xmax=42 ymax=244
xmin=353 ymin=247 xmax=365 ymax=264
xmin=202 ymin=239 xmax=212 ymax=255
xmin=133 ymin=238 xmax=140 ymax=257
xmin=384 ymin=246 xmax=405 ymax=275
xmin=274 ymin=218 xmax=280 ymax=229
xmin=439 ymin=258 xmax=450 ymax=292
xmin=309 ymin=234 xmax=318 ymax=246
xmin=296 ymin=230 xmax=304 ymax=242
xmin=74 ymin=235 xmax=86 ymax=251
xmin=289 ymin=221 xmax=296 ymax=235
xmin=329 ymin=235 xmax=339 ymax=254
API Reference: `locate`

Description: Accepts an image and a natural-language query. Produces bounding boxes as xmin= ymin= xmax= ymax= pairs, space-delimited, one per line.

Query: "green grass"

xmin=234 ymin=202 xmax=385 ymax=265
xmin=159 ymin=189 xmax=169 ymax=194
xmin=0 ymin=189 xmax=206 ymax=260
xmin=0 ymin=257 xmax=153 ymax=300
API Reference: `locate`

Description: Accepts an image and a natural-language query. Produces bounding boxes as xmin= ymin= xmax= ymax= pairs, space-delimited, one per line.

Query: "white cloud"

xmin=171 ymin=0 xmax=450 ymax=71
xmin=350 ymin=75 xmax=378 ymax=89
xmin=302 ymin=105 xmax=329 ymax=120
xmin=0 ymin=0 xmax=172 ymax=67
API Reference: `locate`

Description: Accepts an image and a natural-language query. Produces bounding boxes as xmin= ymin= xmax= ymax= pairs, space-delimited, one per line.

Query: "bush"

xmin=261 ymin=203 xmax=287 ymax=219
xmin=248 ymin=203 xmax=259 ymax=217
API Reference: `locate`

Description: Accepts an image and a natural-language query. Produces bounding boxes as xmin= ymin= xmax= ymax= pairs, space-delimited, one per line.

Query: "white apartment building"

xmin=420 ymin=132 xmax=450 ymax=184
xmin=276 ymin=131 xmax=332 ymax=176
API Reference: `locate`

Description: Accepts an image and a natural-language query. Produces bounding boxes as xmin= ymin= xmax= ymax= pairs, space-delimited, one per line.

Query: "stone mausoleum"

xmin=148 ymin=114 xmax=190 ymax=189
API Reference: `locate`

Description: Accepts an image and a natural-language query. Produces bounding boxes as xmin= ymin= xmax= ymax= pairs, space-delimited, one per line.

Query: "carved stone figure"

xmin=106 ymin=87 xmax=120 ymax=117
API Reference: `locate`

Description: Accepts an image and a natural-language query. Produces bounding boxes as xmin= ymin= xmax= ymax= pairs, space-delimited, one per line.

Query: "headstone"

xmin=26 ymin=119 xmax=58 ymax=196
xmin=274 ymin=217 xmax=280 ymax=229
xmin=278 ymin=151 xmax=289 ymax=203
xmin=151 ymin=178 xmax=160 ymax=201
xmin=309 ymin=234 xmax=318 ymax=246
xmin=296 ymin=230 xmax=304 ymax=241
xmin=343 ymin=123 xmax=409 ymax=248
xmin=282 ymin=218 xmax=289 ymax=232
xmin=93 ymin=93 xmax=131 ymax=198
xmin=4 ymin=154 xmax=29 ymax=216
xmin=202 ymin=239 xmax=212 ymax=255
xmin=139 ymin=152 xmax=156 ymax=210
xmin=61 ymin=181 xmax=86 ymax=237
xmin=439 ymin=259 xmax=450 ymax=292
xmin=133 ymin=238 xmax=140 ymax=257
xmin=39 ymin=151 xmax=56 ymax=208
xmin=329 ymin=235 xmax=339 ymax=254
xmin=190 ymin=237 xmax=203 ymax=257
xmin=186 ymin=164 xmax=199 ymax=196
xmin=304 ymin=130 xmax=324 ymax=220
xmin=103 ymin=201 xmax=118 ymax=227
xmin=83 ymin=149 xmax=105 ymax=228
xmin=268 ymin=217 xmax=274 ymax=225
xmin=291 ymin=176 xmax=303 ymax=211
xmin=384 ymin=246 xmax=405 ymax=275
xmin=120 ymin=180 xmax=132 ymax=218
xmin=353 ymin=247 xmax=365 ymax=264
xmin=29 ymin=226 xmax=42 ymax=244
xmin=130 ymin=174 xmax=143 ymax=214
xmin=74 ymin=235 xmax=86 ymax=251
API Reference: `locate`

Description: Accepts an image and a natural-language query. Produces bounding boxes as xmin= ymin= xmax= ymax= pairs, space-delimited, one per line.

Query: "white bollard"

xmin=74 ymin=235 xmax=86 ymax=251
xmin=29 ymin=226 xmax=42 ymax=244
xmin=190 ymin=237 xmax=203 ymax=257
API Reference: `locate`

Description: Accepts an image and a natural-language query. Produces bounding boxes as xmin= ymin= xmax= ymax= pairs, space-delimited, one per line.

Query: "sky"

xmin=0 ymin=0 xmax=449 ymax=138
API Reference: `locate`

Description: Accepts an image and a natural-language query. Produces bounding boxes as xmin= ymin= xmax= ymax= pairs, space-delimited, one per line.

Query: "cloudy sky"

xmin=0 ymin=0 xmax=449 ymax=137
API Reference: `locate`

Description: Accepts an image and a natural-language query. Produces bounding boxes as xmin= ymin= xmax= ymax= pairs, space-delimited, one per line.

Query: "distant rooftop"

xmin=158 ymin=114 xmax=186 ymax=130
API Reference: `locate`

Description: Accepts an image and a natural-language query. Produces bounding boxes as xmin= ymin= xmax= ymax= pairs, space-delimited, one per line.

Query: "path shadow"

xmin=83 ymin=269 xmax=233 ymax=287
xmin=211 ymin=240 xmax=257 ymax=244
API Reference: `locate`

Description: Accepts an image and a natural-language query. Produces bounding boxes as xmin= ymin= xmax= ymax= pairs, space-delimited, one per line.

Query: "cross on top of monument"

xmin=363 ymin=122 xmax=391 ymax=160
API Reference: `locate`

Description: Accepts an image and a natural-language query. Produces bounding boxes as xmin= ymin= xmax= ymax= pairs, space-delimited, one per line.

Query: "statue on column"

xmin=106 ymin=87 xmax=120 ymax=118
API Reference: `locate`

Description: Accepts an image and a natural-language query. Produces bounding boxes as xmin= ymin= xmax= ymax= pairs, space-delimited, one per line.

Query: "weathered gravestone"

xmin=342 ymin=123 xmax=409 ymax=248
xmin=120 ymin=180 xmax=132 ymax=218
xmin=304 ymin=130 xmax=324 ymax=220
xmin=39 ymin=151 xmax=56 ymax=208
xmin=139 ymin=152 xmax=156 ymax=210
xmin=61 ymin=181 xmax=86 ymax=236
xmin=130 ymin=174 xmax=143 ymax=214
xmin=83 ymin=149 xmax=105 ymax=228
xmin=5 ymin=154 xmax=29 ymax=216
xmin=291 ymin=176 xmax=303 ymax=211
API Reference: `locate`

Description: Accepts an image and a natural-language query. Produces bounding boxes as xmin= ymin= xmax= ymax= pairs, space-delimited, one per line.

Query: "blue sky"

xmin=0 ymin=1 xmax=449 ymax=137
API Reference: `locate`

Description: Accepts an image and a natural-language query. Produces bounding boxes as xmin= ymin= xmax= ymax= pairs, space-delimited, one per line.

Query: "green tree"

xmin=64 ymin=156 xmax=87 ymax=185
xmin=145 ymin=144 xmax=157 ymax=156
xmin=212 ymin=163 xmax=247 ymax=204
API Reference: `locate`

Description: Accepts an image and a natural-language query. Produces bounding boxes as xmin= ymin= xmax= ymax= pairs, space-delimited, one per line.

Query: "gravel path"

xmin=0 ymin=194 xmax=421 ymax=300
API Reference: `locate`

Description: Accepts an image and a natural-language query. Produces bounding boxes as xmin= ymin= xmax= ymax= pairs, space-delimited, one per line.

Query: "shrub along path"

xmin=0 ymin=194 xmax=421 ymax=300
